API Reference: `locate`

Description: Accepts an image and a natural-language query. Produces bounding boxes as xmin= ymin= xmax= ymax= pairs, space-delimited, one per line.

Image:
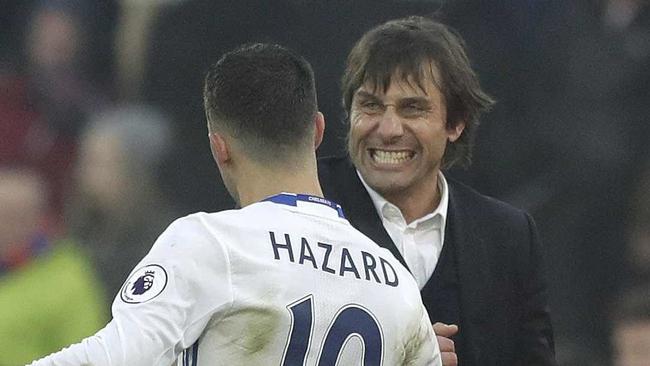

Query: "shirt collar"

xmin=357 ymin=170 xmax=449 ymax=229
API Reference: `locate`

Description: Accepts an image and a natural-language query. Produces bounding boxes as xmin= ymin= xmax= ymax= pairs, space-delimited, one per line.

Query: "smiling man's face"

xmin=348 ymin=65 xmax=464 ymax=203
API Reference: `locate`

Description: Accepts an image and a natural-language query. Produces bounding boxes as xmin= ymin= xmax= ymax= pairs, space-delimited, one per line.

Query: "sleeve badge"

xmin=120 ymin=264 xmax=168 ymax=304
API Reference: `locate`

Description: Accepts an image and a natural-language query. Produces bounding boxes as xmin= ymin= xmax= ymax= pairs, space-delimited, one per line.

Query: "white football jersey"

xmin=30 ymin=193 xmax=440 ymax=366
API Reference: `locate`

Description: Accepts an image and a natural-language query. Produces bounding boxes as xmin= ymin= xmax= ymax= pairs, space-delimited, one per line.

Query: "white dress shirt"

xmin=359 ymin=171 xmax=449 ymax=289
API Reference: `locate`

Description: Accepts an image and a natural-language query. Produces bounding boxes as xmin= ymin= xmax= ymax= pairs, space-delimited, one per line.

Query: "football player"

xmin=29 ymin=43 xmax=440 ymax=366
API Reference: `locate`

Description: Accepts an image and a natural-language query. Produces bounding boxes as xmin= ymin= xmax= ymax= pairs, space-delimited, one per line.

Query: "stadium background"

xmin=1 ymin=0 xmax=648 ymax=365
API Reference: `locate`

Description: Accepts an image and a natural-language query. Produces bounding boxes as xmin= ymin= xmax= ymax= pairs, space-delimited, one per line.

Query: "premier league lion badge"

xmin=120 ymin=264 xmax=168 ymax=303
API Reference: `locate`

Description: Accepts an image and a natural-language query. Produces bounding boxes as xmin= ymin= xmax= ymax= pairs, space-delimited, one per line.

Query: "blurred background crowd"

xmin=0 ymin=0 xmax=648 ymax=365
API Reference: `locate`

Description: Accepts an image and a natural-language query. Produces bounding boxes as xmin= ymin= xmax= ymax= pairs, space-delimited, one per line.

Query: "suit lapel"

xmin=446 ymin=182 xmax=491 ymax=365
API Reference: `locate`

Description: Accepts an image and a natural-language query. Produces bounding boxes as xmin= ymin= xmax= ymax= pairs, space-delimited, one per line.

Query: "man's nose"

xmin=376 ymin=106 xmax=404 ymax=142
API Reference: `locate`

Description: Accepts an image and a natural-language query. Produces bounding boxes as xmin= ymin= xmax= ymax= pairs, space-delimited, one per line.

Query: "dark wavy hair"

xmin=342 ymin=16 xmax=494 ymax=169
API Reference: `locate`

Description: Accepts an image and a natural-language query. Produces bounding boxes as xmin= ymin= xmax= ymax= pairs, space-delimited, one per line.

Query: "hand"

xmin=433 ymin=322 xmax=459 ymax=366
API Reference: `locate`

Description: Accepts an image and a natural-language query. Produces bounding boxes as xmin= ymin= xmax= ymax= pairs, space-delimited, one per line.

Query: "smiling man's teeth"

xmin=372 ymin=150 xmax=412 ymax=164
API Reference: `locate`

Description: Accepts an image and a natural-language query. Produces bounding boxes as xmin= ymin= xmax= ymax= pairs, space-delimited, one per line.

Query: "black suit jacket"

xmin=318 ymin=156 xmax=556 ymax=366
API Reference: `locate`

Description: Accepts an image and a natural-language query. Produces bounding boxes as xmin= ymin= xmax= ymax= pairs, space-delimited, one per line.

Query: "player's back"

xmin=168 ymin=194 xmax=438 ymax=365
xmin=28 ymin=194 xmax=438 ymax=366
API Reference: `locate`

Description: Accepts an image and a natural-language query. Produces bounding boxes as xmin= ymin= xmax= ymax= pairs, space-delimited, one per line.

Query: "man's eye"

xmin=362 ymin=101 xmax=382 ymax=110
xmin=401 ymin=105 xmax=429 ymax=117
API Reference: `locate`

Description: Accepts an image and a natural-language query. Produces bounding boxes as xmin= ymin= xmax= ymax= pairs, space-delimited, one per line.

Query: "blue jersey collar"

xmin=262 ymin=193 xmax=346 ymax=219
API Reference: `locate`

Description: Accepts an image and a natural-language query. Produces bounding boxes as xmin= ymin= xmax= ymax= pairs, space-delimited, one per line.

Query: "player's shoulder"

xmin=160 ymin=204 xmax=291 ymax=244
xmin=166 ymin=207 xmax=250 ymax=231
xmin=151 ymin=210 xmax=242 ymax=252
xmin=162 ymin=211 xmax=217 ymax=235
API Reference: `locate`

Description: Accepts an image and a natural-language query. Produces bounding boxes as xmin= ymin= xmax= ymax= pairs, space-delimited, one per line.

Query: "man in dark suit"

xmin=318 ymin=16 xmax=556 ymax=366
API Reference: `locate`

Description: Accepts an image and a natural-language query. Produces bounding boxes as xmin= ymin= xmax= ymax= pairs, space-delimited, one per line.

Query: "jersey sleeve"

xmin=28 ymin=214 xmax=234 ymax=366
xmin=404 ymin=303 xmax=442 ymax=366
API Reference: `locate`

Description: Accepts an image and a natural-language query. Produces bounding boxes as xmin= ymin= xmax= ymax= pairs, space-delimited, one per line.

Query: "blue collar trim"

xmin=262 ymin=193 xmax=346 ymax=219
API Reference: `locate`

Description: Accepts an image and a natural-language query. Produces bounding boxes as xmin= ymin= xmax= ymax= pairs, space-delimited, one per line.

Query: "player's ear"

xmin=313 ymin=111 xmax=325 ymax=149
xmin=209 ymin=132 xmax=231 ymax=164
xmin=447 ymin=120 xmax=465 ymax=143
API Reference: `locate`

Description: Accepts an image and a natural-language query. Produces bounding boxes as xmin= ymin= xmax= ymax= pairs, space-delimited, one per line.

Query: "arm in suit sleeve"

xmin=515 ymin=213 xmax=557 ymax=366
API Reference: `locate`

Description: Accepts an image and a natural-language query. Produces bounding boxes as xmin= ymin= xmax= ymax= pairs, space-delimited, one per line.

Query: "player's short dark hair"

xmin=203 ymin=43 xmax=317 ymax=162
xmin=341 ymin=16 xmax=494 ymax=169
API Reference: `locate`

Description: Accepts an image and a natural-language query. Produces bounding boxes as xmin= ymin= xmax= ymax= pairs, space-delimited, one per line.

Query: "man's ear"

xmin=209 ymin=132 xmax=231 ymax=165
xmin=447 ymin=121 xmax=465 ymax=143
xmin=313 ymin=111 xmax=325 ymax=149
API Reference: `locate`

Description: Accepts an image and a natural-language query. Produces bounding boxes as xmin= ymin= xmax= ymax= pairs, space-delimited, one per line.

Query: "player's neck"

xmin=235 ymin=159 xmax=323 ymax=207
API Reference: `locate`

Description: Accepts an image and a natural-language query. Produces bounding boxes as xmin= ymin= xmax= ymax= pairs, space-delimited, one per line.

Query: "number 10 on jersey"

xmin=281 ymin=295 xmax=383 ymax=365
